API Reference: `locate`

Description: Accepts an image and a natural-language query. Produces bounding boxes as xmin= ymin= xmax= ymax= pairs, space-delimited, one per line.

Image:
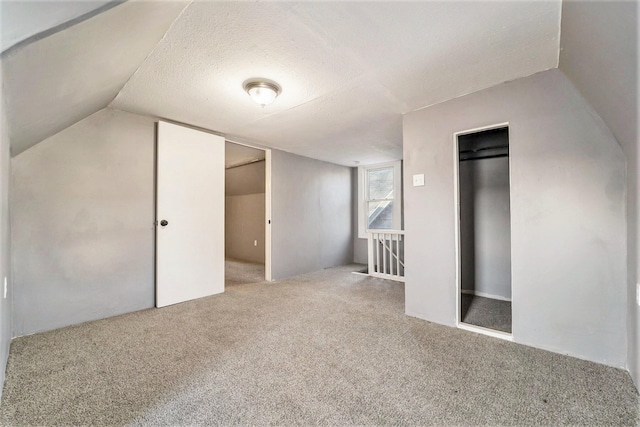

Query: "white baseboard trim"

xmin=461 ymin=289 xmax=511 ymax=302
xmin=457 ymin=322 xmax=513 ymax=341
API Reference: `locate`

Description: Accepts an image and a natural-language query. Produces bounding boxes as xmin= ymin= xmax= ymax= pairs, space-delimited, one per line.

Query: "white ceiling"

xmin=0 ymin=0 xmax=114 ymax=53
xmin=3 ymin=1 xmax=561 ymax=165
xmin=2 ymin=0 xmax=188 ymax=155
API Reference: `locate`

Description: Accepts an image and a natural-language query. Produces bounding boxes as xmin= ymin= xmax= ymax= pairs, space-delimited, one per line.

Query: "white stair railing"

xmin=367 ymin=230 xmax=405 ymax=282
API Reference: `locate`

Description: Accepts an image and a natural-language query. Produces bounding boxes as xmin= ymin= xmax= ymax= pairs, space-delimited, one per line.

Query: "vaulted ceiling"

xmin=1 ymin=0 xmax=561 ymax=165
xmin=1 ymin=1 xmax=189 ymax=156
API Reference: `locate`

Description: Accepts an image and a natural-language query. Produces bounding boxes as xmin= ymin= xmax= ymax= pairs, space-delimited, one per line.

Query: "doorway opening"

xmin=225 ymin=141 xmax=271 ymax=286
xmin=455 ymin=125 xmax=512 ymax=338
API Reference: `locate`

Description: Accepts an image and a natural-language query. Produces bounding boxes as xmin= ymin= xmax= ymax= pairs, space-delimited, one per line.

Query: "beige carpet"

xmin=225 ymin=258 xmax=265 ymax=286
xmin=0 ymin=265 xmax=638 ymax=426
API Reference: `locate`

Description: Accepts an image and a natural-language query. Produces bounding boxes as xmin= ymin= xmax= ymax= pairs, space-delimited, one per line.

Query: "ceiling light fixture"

xmin=243 ymin=79 xmax=281 ymax=107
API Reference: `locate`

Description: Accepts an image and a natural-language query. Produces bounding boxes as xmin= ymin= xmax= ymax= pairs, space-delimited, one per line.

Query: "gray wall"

xmin=403 ymin=69 xmax=627 ymax=368
xmin=11 ymin=108 xmax=355 ymax=335
xmin=271 ymin=150 xmax=353 ymax=280
xmin=0 ymin=92 xmax=12 ymax=397
xmin=225 ymin=161 xmax=265 ymax=263
xmin=559 ymin=0 xmax=639 ymax=388
xmin=352 ymin=168 xmax=368 ymax=264
xmin=12 ymin=108 xmax=156 ymax=336
xmin=459 ymin=157 xmax=512 ymax=300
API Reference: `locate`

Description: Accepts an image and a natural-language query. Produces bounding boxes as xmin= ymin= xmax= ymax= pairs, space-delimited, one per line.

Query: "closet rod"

xmin=459 ymin=153 xmax=508 ymax=162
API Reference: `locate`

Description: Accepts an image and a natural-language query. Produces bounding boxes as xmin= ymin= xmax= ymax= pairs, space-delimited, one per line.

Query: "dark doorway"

xmin=458 ymin=127 xmax=512 ymax=334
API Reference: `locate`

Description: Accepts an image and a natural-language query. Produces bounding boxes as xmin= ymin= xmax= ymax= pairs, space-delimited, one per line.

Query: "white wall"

xmin=271 ymin=150 xmax=353 ymax=279
xmin=403 ymin=69 xmax=626 ymax=368
xmin=459 ymin=157 xmax=512 ymax=300
xmin=0 ymin=89 xmax=12 ymax=398
xmin=225 ymin=161 xmax=266 ymax=263
xmin=12 ymin=108 xmax=156 ymax=336
xmin=559 ymin=0 xmax=639 ymax=389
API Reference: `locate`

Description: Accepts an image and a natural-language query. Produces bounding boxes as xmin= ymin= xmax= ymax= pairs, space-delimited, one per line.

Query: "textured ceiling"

xmin=2 ymin=0 xmax=188 ymax=156
xmin=111 ymin=1 xmax=561 ymax=166
xmin=3 ymin=1 xmax=561 ymax=164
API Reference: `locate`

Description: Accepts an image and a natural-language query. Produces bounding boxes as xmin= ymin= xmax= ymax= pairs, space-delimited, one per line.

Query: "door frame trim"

xmin=225 ymin=139 xmax=272 ymax=282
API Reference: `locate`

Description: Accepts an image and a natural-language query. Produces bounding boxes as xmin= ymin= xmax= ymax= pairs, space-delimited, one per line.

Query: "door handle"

xmin=160 ymin=220 xmax=168 ymax=227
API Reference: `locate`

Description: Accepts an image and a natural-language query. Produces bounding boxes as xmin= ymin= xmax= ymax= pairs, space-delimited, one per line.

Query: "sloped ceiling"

xmin=111 ymin=1 xmax=561 ymax=166
xmin=2 ymin=0 xmax=188 ymax=156
xmin=3 ymin=1 xmax=561 ymax=165
xmin=226 ymin=142 xmax=265 ymax=169
xmin=0 ymin=1 xmax=115 ymax=53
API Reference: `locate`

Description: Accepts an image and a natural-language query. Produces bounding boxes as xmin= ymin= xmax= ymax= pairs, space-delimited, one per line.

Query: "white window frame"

xmin=358 ymin=160 xmax=402 ymax=238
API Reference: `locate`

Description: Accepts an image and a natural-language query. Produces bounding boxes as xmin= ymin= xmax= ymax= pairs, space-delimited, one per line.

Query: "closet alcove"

xmin=457 ymin=126 xmax=512 ymax=334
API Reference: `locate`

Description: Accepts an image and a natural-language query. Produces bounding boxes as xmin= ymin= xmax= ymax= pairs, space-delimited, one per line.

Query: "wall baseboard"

xmin=461 ymin=289 xmax=511 ymax=302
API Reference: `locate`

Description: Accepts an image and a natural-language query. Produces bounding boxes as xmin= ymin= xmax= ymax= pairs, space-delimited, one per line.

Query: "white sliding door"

xmin=156 ymin=121 xmax=225 ymax=307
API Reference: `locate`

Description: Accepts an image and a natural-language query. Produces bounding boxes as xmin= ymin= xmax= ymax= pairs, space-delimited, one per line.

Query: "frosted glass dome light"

xmin=244 ymin=80 xmax=281 ymax=106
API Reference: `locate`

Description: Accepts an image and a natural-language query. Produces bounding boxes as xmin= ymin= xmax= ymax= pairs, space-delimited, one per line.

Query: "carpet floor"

xmin=225 ymin=258 xmax=265 ymax=286
xmin=461 ymin=294 xmax=512 ymax=333
xmin=0 ymin=265 xmax=637 ymax=426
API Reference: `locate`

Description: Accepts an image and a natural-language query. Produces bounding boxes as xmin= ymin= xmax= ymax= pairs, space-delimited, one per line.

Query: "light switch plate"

xmin=413 ymin=174 xmax=425 ymax=187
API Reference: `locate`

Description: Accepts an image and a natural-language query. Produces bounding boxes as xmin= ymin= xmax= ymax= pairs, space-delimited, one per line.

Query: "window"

xmin=358 ymin=161 xmax=402 ymax=238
